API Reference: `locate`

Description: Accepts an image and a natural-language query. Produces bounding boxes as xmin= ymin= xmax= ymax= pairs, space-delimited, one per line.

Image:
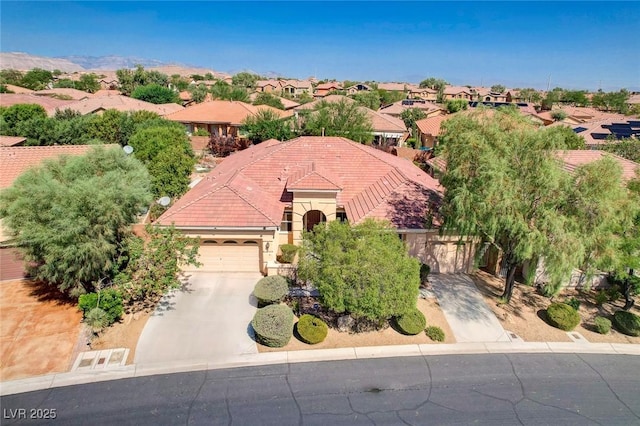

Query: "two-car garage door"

xmin=187 ymin=240 xmax=261 ymax=272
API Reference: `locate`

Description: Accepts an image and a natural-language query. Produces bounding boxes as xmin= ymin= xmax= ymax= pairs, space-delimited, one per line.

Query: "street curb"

xmin=2 ymin=342 xmax=639 ymax=397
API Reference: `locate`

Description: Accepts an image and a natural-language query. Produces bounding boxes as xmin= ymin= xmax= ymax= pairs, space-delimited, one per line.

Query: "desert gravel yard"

xmin=0 ymin=280 xmax=83 ymax=381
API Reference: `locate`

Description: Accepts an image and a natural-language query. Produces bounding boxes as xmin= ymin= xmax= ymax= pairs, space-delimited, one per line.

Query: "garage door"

xmin=187 ymin=240 xmax=261 ymax=272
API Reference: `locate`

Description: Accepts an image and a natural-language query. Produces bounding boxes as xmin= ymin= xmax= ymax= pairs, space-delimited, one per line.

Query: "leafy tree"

xmin=603 ymin=139 xmax=640 ymax=163
xmin=52 ymin=79 xmax=77 ymax=89
xmin=241 ymin=109 xmax=292 ymax=143
xmin=253 ymin=92 xmax=285 ymax=110
xmin=297 ymin=219 xmax=420 ymax=322
xmin=116 ymin=65 xmax=169 ymax=96
xmin=188 ymin=83 xmax=209 ymax=103
xmin=131 ymin=84 xmax=180 ymax=104
xmin=169 ymin=74 xmax=190 ymax=91
xmin=231 ymin=72 xmax=260 ymax=89
xmin=114 ymin=225 xmax=200 ymax=310
xmin=517 ymin=88 xmax=542 ymax=104
xmin=299 ymin=99 xmax=374 ymax=143
xmin=77 ymin=73 xmax=101 ymax=93
xmin=210 ymin=80 xmax=231 ymax=100
xmin=561 ymin=90 xmax=589 ymax=106
xmin=0 ymin=104 xmax=47 ymax=135
xmin=352 ymin=91 xmax=381 ymax=110
xmin=615 ymin=172 xmax=640 ymax=308
xmin=0 ymin=146 xmax=152 ymax=296
xmin=491 ymin=84 xmax=506 ymax=93
xmin=20 ymin=68 xmax=53 ymax=90
xmin=591 ymin=89 xmax=630 ymax=113
xmin=378 ymin=89 xmax=405 ymax=106
xmin=550 ymin=110 xmax=568 ymax=121
xmin=544 ymin=125 xmax=586 ymax=149
xmin=190 ymin=74 xmax=204 ymax=81
xmin=400 ymin=108 xmax=427 ymax=136
xmin=0 ymin=69 xmax=24 ymax=86
xmin=438 ymin=109 xmax=591 ymax=302
xmin=419 ymin=77 xmax=448 ymax=91
xmin=296 ymin=91 xmax=315 ymax=104
xmin=445 ymin=99 xmax=468 ymax=113
xmin=128 ymin=126 xmax=195 ymax=198
xmin=229 ymin=87 xmax=250 ymax=102
xmin=208 ymin=135 xmax=251 ymax=157
xmin=87 ymin=109 xmax=137 ymax=146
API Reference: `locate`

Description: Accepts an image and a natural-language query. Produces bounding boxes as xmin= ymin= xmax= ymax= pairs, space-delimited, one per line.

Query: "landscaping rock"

xmin=337 ymin=315 xmax=355 ymax=332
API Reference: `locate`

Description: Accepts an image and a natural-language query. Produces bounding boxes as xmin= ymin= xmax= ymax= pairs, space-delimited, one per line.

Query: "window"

xmin=280 ymin=211 xmax=293 ymax=232
xmin=336 ymin=211 xmax=348 ymax=223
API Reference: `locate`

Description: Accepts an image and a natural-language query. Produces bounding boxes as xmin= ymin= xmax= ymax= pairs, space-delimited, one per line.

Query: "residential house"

xmin=378 ymin=99 xmax=443 ymax=118
xmin=377 ymin=82 xmax=413 ymax=95
xmin=345 ymin=83 xmax=372 ymax=95
xmin=570 ymin=118 xmax=640 ymax=148
xmin=442 ymin=86 xmax=474 ymax=101
xmin=314 ymin=82 xmax=343 ymax=97
xmin=408 ymin=87 xmax=438 ymax=101
xmin=255 ymin=79 xmax=281 ymax=93
xmin=164 ymin=100 xmax=292 ymax=137
xmin=280 ymin=80 xmax=313 ymax=97
xmin=294 ymin=95 xmax=407 ymax=145
xmin=59 ymin=95 xmax=184 ymax=117
xmin=0 ymin=145 xmax=113 ymax=281
xmin=156 ymin=136 xmax=476 ymax=275
xmin=0 ymin=93 xmax=75 ymax=114
xmin=415 ymin=114 xmax=451 ymax=149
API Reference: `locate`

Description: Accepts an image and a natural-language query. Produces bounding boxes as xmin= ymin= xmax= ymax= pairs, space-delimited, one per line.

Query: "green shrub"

xmin=565 ymin=297 xmax=580 ymax=311
xmin=192 ymin=128 xmax=210 ymax=136
xmin=593 ymin=316 xmax=611 ymax=334
xmin=613 ymin=311 xmax=640 ymax=337
xmin=251 ymin=304 xmax=294 ymax=347
xmin=607 ymin=285 xmax=622 ymax=302
xmin=546 ymin=303 xmax=581 ymax=331
xmin=296 ymin=314 xmax=328 ymax=344
xmin=394 ymin=309 xmax=426 ymax=335
xmin=278 ymin=244 xmax=299 ymax=264
xmin=85 ymin=307 xmax=109 ymax=333
xmin=420 ymin=264 xmax=431 ymax=283
xmin=425 ymin=326 xmax=445 ymax=342
xmin=253 ymin=275 xmax=289 ymax=306
xmin=595 ymin=290 xmax=608 ymax=306
xmin=78 ymin=288 xmax=123 ymax=325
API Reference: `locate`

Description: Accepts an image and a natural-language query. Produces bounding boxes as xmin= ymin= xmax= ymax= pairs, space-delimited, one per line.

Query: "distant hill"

xmin=60 ymin=55 xmax=168 ymax=70
xmin=0 ymin=52 xmax=84 ymax=72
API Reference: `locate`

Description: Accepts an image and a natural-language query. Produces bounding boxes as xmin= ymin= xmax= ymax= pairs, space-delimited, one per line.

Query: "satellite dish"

xmin=123 ymin=145 xmax=134 ymax=155
xmin=158 ymin=196 xmax=171 ymax=207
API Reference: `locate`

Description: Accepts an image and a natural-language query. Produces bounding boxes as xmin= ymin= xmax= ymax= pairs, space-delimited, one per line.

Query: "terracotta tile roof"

xmin=377 ymin=82 xmax=410 ymax=92
xmin=158 ymin=136 xmax=443 ymax=230
xmin=248 ymin=92 xmax=300 ymax=110
xmin=0 ymin=94 xmax=75 ymax=112
xmin=571 ymin=118 xmax=640 ymax=146
xmin=34 ymin=88 xmax=93 ymax=100
xmin=4 ymin=85 xmax=33 ymax=94
xmin=315 ymin=82 xmax=343 ymax=91
xmin=256 ymin=80 xmax=280 ymax=89
xmin=287 ymin=166 xmax=342 ymax=191
xmin=92 ymin=89 xmax=121 ymax=97
xmin=392 ymin=147 xmax=422 ymax=162
xmin=557 ymin=150 xmax=639 ymax=181
xmin=60 ymin=95 xmax=184 ymax=116
xmin=425 ymin=156 xmax=448 ymax=173
xmin=415 ymin=114 xmax=451 ymax=136
xmin=443 ymin=86 xmax=472 ymax=95
xmin=1 ymin=144 xmax=117 ymax=189
xmin=165 ymin=100 xmax=291 ymax=125
xmin=378 ymin=100 xmax=442 ymax=117
xmin=0 ymin=136 xmax=26 ymax=147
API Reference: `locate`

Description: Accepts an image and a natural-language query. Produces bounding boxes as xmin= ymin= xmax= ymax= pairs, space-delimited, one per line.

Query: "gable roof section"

xmin=158 ymin=136 xmax=442 ymax=229
xmin=416 ymin=114 xmax=451 ymax=136
xmin=0 ymin=93 xmax=75 ymax=112
xmin=557 ymin=150 xmax=639 ymax=182
xmin=0 ymin=136 xmax=26 ymax=147
xmin=165 ymin=100 xmax=290 ymax=125
xmin=61 ymin=95 xmax=184 ymax=116
xmin=1 ymin=144 xmax=117 ymax=189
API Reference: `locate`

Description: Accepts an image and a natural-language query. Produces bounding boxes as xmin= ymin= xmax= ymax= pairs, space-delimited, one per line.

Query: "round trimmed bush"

xmin=296 ymin=314 xmax=328 ymax=344
xmin=546 ymin=303 xmax=581 ymax=331
xmin=251 ymin=304 xmax=294 ymax=347
xmin=613 ymin=311 xmax=640 ymax=337
xmin=278 ymin=244 xmax=299 ymax=264
xmin=425 ymin=326 xmax=445 ymax=342
xmin=253 ymin=275 xmax=289 ymax=306
xmin=593 ymin=316 xmax=611 ymax=334
xmin=394 ymin=309 xmax=427 ymax=335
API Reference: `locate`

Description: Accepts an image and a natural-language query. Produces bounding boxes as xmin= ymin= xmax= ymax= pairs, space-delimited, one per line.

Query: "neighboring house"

xmin=415 ymin=114 xmax=451 ymax=149
xmin=570 ymin=118 xmax=640 ymax=148
xmin=34 ymin=88 xmax=93 ymax=101
xmin=537 ymin=106 xmax=626 ymax=126
xmin=294 ymin=95 xmax=407 ymax=145
xmin=0 ymin=145 xmax=111 ymax=281
xmin=345 ymin=83 xmax=372 ymax=95
xmin=248 ymin=92 xmax=300 ymax=110
xmin=442 ymin=86 xmax=474 ymax=101
xmin=377 ymin=82 xmax=413 ymax=95
xmin=0 ymin=136 xmax=26 ymax=147
xmin=557 ymin=150 xmax=639 ymax=182
xmin=164 ymin=100 xmax=292 ymax=137
xmin=314 ymin=82 xmax=343 ymax=97
xmin=0 ymin=94 xmax=75 ymax=114
xmin=378 ymin=99 xmax=443 ymax=118
xmin=156 ymin=136 xmax=476 ymax=275
xmin=408 ymin=87 xmax=438 ymax=101
xmin=280 ymin=79 xmax=313 ymax=97
xmin=59 ymin=95 xmax=184 ymax=117
xmin=255 ymin=79 xmax=280 ymax=93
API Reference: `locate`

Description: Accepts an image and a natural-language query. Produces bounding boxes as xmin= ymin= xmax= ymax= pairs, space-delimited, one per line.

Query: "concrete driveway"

xmin=429 ymin=274 xmax=511 ymax=343
xmin=134 ymin=272 xmax=260 ymax=364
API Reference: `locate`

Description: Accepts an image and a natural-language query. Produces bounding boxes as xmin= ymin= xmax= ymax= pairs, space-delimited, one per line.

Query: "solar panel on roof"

xmin=573 ymin=127 xmax=587 ymax=133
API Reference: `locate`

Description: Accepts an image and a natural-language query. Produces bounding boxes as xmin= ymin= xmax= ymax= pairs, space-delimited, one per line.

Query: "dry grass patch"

xmin=90 ymin=310 xmax=151 ymax=364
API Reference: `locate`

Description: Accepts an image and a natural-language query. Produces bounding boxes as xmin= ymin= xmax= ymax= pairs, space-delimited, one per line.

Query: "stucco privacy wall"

xmin=405 ymin=231 xmax=477 ymax=274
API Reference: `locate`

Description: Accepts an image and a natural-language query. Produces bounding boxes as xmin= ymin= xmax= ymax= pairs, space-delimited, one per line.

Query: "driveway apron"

xmin=428 ymin=274 xmax=511 ymax=342
xmin=134 ymin=272 xmax=260 ymax=364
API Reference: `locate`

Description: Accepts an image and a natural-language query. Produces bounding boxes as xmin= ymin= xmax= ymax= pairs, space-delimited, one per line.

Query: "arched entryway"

xmin=303 ymin=210 xmax=327 ymax=232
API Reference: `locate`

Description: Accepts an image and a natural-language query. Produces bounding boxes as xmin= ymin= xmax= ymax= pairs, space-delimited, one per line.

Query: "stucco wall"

xmin=405 ymin=232 xmax=477 ymax=274
xmin=291 ymin=191 xmax=338 ymax=244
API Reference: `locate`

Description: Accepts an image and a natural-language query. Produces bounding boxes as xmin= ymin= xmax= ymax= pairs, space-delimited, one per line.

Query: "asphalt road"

xmin=2 ymin=354 xmax=639 ymax=425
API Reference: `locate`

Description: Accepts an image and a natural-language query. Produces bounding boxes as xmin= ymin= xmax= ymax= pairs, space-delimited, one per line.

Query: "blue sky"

xmin=1 ymin=1 xmax=638 ymax=90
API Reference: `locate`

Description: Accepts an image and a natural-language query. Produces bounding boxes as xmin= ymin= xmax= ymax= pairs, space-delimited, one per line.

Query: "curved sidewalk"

xmin=2 ymin=341 xmax=639 ymax=396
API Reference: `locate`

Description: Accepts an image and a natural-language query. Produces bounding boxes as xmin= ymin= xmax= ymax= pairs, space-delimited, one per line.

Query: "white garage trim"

xmin=186 ymin=239 xmax=261 ymax=272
